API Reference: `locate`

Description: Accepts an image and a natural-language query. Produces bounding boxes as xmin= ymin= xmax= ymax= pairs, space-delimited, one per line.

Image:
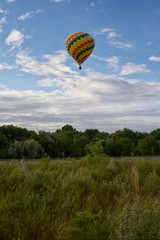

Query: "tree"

xmin=105 ymin=137 xmax=133 ymax=156
xmin=72 ymin=134 xmax=88 ymax=157
xmin=8 ymin=139 xmax=44 ymax=159
xmin=55 ymin=125 xmax=87 ymax=157
xmin=84 ymin=129 xmax=100 ymax=142
xmin=135 ymin=135 xmax=160 ymax=155
xmin=0 ymin=124 xmax=34 ymax=142
xmin=23 ymin=139 xmax=44 ymax=159
xmin=114 ymin=137 xmax=134 ymax=156
xmin=8 ymin=141 xmax=24 ymax=159
xmin=36 ymin=131 xmax=58 ymax=157
xmin=113 ymin=128 xmax=136 ymax=140
xmin=87 ymin=140 xmax=105 ymax=156
xmin=150 ymin=128 xmax=160 ymax=140
xmin=0 ymin=132 xmax=8 ymax=148
xmin=56 ymin=125 xmax=77 ymax=134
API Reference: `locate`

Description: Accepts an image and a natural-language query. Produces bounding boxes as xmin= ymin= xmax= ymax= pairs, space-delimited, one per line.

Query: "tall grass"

xmin=0 ymin=156 xmax=160 ymax=240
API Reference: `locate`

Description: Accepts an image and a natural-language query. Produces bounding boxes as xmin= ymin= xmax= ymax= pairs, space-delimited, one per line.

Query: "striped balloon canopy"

xmin=66 ymin=32 xmax=95 ymax=69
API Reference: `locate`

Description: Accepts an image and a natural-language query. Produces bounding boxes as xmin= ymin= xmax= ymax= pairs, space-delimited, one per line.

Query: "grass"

xmin=0 ymin=156 xmax=160 ymax=240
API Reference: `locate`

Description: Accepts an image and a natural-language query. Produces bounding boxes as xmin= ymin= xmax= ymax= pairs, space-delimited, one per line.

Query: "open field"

xmin=0 ymin=156 xmax=160 ymax=240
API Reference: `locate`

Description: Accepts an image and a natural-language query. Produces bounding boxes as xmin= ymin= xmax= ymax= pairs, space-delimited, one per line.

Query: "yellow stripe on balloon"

xmin=77 ymin=49 xmax=92 ymax=64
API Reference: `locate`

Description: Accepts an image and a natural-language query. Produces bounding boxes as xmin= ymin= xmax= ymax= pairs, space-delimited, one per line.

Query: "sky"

xmin=0 ymin=0 xmax=160 ymax=133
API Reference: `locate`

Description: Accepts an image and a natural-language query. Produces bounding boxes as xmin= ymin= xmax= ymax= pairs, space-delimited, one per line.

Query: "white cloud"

xmin=149 ymin=55 xmax=160 ymax=62
xmin=51 ymin=0 xmax=64 ymax=2
xmin=37 ymin=78 xmax=55 ymax=87
xmin=94 ymin=27 xmax=133 ymax=50
xmin=109 ymin=40 xmax=133 ymax=49
xmin=91 ymin=54 xmax=120 ymax=70
xmin=94 ymin=28 xmax=120 ymax=39
xmin=7 ymin=0 xmax=16 ymax=3
xmin=94 ymin=28 xmax=116 ymax=36
xmin=50 ymin=0 xmax=70 ymax=3
xmin=18 ymin=9 xmax=44 ymax=21
xmin=5 ymin=29 xmax=25 ymax=49
xmin=120 ymin=62 xmax=151 ymax=75
xmin=0 ymin=17 xmax=6 ymax=24
xmin=105 ymin=56 xmax=120 ymax=70
xmin=0 ymin=83 xmax=7 ymax=88
xmin=0 ymin=8 xmax=9 ymax=15
xmin=15 ymin=50 xmax=77 ymax=77
xmin=0 ymin=17 xmax=6 ymax=33
xmin=0 ymin=63 xmax=14 ymax=70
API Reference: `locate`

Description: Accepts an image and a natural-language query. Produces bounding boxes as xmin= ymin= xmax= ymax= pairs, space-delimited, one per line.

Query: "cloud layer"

xmin=0 ymin=49 xmax=159 ymax=132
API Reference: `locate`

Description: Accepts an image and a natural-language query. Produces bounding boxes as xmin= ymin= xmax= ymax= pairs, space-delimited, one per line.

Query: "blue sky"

xmin=0 ymin=0 xmax=160 ymax=132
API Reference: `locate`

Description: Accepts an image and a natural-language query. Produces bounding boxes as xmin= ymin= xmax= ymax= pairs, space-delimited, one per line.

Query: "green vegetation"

xmin=0 ymin=156 xmax=160 ymax=239
xmin=1 ymin=124 xmax=160 ymax=159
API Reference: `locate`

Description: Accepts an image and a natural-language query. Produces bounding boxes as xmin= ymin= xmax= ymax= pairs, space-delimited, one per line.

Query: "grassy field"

xmin=0 ymin=155 xmax=160 ymax=240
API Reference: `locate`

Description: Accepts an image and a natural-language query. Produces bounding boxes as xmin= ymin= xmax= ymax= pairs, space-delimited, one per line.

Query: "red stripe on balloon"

xmin=78 ymin=53 xmax=91 ymax=64
xmin=72 ymin=39 xmax=94 ymax=59
xmin=66 ymin=32 xmax=83 ymax=47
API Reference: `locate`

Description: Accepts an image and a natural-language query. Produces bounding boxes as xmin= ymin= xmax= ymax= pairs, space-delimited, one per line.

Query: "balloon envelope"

xmin=66 ymin=32 xmax=95 ymax=69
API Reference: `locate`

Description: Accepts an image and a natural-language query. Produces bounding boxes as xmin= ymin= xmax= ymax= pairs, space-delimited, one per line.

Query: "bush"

xmin=115 ymin=199 xmax=160 ymax=240
xmin=0 ymin=156 xmax=160 ymax=239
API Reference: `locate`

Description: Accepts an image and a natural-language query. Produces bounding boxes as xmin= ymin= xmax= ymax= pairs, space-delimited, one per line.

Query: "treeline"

xmin=0 ymin=124 xmax=160 ymax=159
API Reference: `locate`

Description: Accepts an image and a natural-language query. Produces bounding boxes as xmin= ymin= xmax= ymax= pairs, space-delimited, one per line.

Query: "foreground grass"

xmin=0 ymin=156 xmax=160 ymax=240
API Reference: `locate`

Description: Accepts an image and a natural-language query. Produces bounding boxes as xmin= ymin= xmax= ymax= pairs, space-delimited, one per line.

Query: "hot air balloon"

xmin=66 ymin=32 xmax=95 ymax=69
